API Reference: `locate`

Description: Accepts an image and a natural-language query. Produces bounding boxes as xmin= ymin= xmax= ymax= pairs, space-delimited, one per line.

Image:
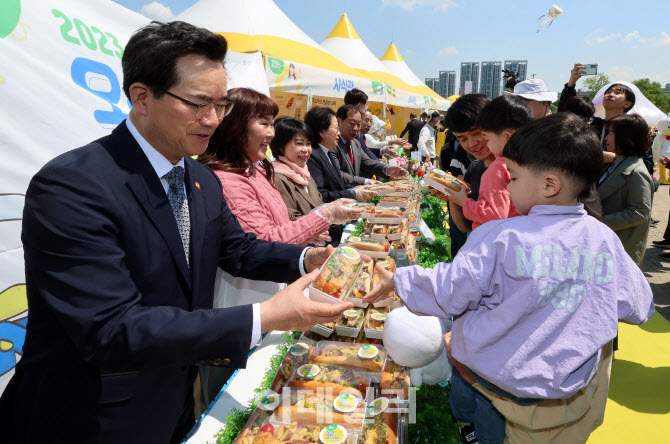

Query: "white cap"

xmin=512 ymin=79 xmax=558 ymax=102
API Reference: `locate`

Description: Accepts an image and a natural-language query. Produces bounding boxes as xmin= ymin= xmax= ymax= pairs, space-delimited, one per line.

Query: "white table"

xmin=184 ymin=331 xmax=286 ymax=443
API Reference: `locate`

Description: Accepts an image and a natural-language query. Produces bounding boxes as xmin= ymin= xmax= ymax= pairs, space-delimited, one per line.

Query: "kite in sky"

xmin=537 ymin=4 xmax=563 ymax=33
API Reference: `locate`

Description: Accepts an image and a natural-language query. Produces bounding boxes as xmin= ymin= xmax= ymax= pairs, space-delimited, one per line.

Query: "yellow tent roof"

xmin=322 ymin=14 xmax=445 ymax=99
xmin=381 ymin=42 xmax=404 ymax=63
xmin=326 ymin=13 xmax=360 ymax=40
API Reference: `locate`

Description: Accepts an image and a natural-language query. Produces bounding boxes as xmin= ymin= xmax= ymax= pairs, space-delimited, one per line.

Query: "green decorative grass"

xmin=213 ymin=331 xmax=300 ymax=444
xmin=409 ymin=385 xmax=461 ymax=444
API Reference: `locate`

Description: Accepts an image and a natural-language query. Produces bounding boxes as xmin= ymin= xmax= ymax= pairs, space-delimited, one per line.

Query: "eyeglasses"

xmin=165 ymin=91 xmax=234 ymax=119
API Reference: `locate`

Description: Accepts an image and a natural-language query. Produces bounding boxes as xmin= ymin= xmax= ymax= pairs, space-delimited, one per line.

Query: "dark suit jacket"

xmin=356 ymin=131 xmax=381 ymax=159
xmin=336 ymin=137 xmax=388 ymax=186
xmin=399 ymin=119 xmax=425 ymax=149
xmin=0 ymin=121 xmax=304 ymax=443
xmin=307 ymin=145 xmax=356 ymax=203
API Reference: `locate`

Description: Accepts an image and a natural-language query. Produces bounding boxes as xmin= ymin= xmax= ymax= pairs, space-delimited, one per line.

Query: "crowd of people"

xmin=0 ymin=19 xmax=663 ymax=444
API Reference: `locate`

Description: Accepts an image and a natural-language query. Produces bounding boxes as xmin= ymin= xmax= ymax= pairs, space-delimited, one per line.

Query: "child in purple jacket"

xmin=364 ymin=113 xmax=655 ymax=443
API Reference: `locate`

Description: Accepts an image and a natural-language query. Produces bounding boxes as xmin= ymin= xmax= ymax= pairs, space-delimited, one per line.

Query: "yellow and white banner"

xmin=0 ymin=0 xmax=268 ymax=394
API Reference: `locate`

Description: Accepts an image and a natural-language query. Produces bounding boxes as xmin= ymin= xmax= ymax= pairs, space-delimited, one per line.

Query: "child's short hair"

xmin=503 ymin=113 xmax=603 ymax=196
xmin=563 ymin=97 xmax=595 ymax=120
xmin=270 ymin=117 xmax=313 ymax=159
xmin=444 ymin=94 xmax=490 ymax=133
xmin=475 ymin=95 xmax=533 ymax=133
xmin=608 ymin=114 xmax=650 ymax=157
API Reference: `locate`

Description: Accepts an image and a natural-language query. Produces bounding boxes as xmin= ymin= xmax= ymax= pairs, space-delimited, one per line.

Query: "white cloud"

xmin=382 ymin=0 xmax=456 ymax=12
xmin=623 ymin=31 xmax=640 ymax=42
xmin=607 ymin=66 xmax=636 ymax=82
xmin=140 ymin=2 xmax=175 ymax=21
xmin=584 ymin=30 xmax=621 ymax=46
xmin=606 ymin=66 xmax=670 ymax=85
xmin=652 ymin=32 xmax=670 ymax=47
xmin=436 ymin=46 xmax=458 ymax=56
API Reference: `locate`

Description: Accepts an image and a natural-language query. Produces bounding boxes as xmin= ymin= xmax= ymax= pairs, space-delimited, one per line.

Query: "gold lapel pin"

xmin=195 ymin=182 xmax=201 ymax=189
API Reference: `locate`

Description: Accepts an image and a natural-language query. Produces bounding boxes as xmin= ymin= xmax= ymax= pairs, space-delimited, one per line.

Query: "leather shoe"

xmin=660 ymin=252 xmax=670 ymax=260
xmin=652 ymin=239 xmax=670 ymax=247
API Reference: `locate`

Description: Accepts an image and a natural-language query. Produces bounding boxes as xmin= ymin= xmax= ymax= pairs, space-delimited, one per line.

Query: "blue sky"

xmin=111 ymin=0 xmax=670 ymax=94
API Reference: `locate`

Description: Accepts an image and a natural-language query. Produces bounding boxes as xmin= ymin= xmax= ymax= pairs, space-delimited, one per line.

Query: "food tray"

xmin=310 ymin=341 xmax=388 ymax=384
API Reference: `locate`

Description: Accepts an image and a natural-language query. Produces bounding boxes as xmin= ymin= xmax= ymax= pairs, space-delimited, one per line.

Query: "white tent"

xmin=176 ymin=0 xmax=385 ymax=103
xmin=380 ymin=42 xmax=426 ymax=88
xmin=320 ymin=13 xmax=448 ymax=109
xmin=592 ymin=81 xmax=667 ymax=127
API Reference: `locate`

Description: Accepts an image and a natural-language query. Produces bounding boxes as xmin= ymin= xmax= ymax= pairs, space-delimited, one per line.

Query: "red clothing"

xmin=217 ymin=165 xmax=330 ymax=245
xmin=462 ymin=157 xmax=518 ymax=229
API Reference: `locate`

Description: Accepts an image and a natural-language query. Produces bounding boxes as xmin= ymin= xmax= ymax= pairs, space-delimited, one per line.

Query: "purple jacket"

xmin=394 ymin=204 xmax=654 ymax=399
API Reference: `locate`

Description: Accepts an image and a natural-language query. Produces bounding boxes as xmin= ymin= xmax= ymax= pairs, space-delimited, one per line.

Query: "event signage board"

xmin=0 ymin=0 xmax=269 ymax=396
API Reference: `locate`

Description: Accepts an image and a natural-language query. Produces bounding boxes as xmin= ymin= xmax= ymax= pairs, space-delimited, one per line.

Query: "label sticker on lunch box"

xmin=343 ymin=309 xmax=359 ymax=318
xmin=368 ymin=397 xmax=390 ymax=416
xmin=371 ymin=313 xmax=387 ymax=322
xmin=320 ymin=424 xmax=348 ymax=444
xmin=339 ymin=246 xmax=360 ymax=260
xmin=297 ymin=364 xmax=320 ymax=378
xmin=258 ymin=393 xmax=280 ymax=411
xmin=289 ymin=342 xmax=309 ymax=357
xmin=358 ymin=344 xmax=379 ymax=360
xmin=333 ymin=393 xmax=359 ymax=413
xmin=348 ymin=236 xmax=361 ymax=243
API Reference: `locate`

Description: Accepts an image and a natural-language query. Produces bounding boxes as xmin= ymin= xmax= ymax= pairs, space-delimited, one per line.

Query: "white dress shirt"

xmin=126 ymin=118 xmax=274 ymax=349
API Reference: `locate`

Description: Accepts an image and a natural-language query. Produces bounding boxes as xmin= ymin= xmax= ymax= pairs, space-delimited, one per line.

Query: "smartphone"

xmin=582 ymin=64 xmax=598 ymax=76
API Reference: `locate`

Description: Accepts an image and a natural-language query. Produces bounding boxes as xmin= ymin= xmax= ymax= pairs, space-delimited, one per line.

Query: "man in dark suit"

xmin=0 ymin=22 xmax=350 ymax=444
xmin=399 ymin=112 xmax=426 ymax=151
xmin=335 ymin=105 xmax=409 ymax=186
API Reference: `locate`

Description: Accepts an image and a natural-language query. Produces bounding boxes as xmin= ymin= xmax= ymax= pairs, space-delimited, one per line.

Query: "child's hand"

xmin=362 ymin=263 xmax=394 ymax=303
xmin=443 ymin=185 xmax=468 ymax=206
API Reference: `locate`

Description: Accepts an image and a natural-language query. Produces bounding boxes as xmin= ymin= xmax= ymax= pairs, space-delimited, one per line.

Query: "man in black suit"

xmin=335 ymin=105 xmax=409 ymax=186
xmin=399 ymin=112 xmax=426 ymax=151
xmin=0 ymin=21 xmax=351 ymax=444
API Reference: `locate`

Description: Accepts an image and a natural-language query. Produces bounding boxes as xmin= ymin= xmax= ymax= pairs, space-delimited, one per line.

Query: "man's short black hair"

xmin=476 ymin=95 xmax=533 ymax=133
xmin=444 ymin=94 xmax=490 ymax=133
xmin=420 ymin=112 xmax=428 ymax=118
xmin=304 ymin=107 xmax=336 ymax=144
xmin=503 ymin=113 xmax=603 ymax=196
xmin=336 ymin=104 xmax=361 ymax=121
xmin=122 ymin=21 xmax=228 ymax=100
xmin=605 ymin=83 xmax=636 ymax=113
xmin=344 ymin=88 xmax=368 ymax=106
xmin=270 ymin=117 xmax=313 ymax=159
xmin=409 ymin=113 xmax=417 ymax=119
xmin=563 ymin=97 xmax=595 ymax=119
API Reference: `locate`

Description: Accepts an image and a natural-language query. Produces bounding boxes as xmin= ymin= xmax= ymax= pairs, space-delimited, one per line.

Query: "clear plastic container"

xmin=344 ymin=235 xmax=389 ymax=260
xmin=311 ymin=341 xmax=387 ymax=384
xmin=347 ymin=272 xmax=371 ymax=309
xmin=256 ymin=420 xmax=360 ymax=443
xmin=270 ymin=339 xmax=318 ymax=393
xmin=335 ymin=307 xmax=365 ymax=337
xmin=285 ymin=363 xmax=371 ymax=401
xmin=364 ymin=307 xmax=388 ymax=339
xmin=310 ymin=246 xmax=363 ymax=304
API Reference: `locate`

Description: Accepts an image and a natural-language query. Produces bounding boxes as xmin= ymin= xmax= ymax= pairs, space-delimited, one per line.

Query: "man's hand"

xmin=304 ymin=245 xmax=334 ymax=273
xmin=354 ymin=185 xmax=378 ymax=202
xmin=568 ymin=63 xmax=586 ymax=87
xmin=381 ymin=146 xmax=400 ymax=158
xmin=387 ymin=165 xmax=409 ymax=179
xmin=660 ymin=155 xmax=670 ymax=166
xmin=362 ymin=263 xmax=394 ymax=303
xmin=260 ymin=269 xmax=354 ymax=333
xmin=365 ymin=178 xmax=382 ymax=185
